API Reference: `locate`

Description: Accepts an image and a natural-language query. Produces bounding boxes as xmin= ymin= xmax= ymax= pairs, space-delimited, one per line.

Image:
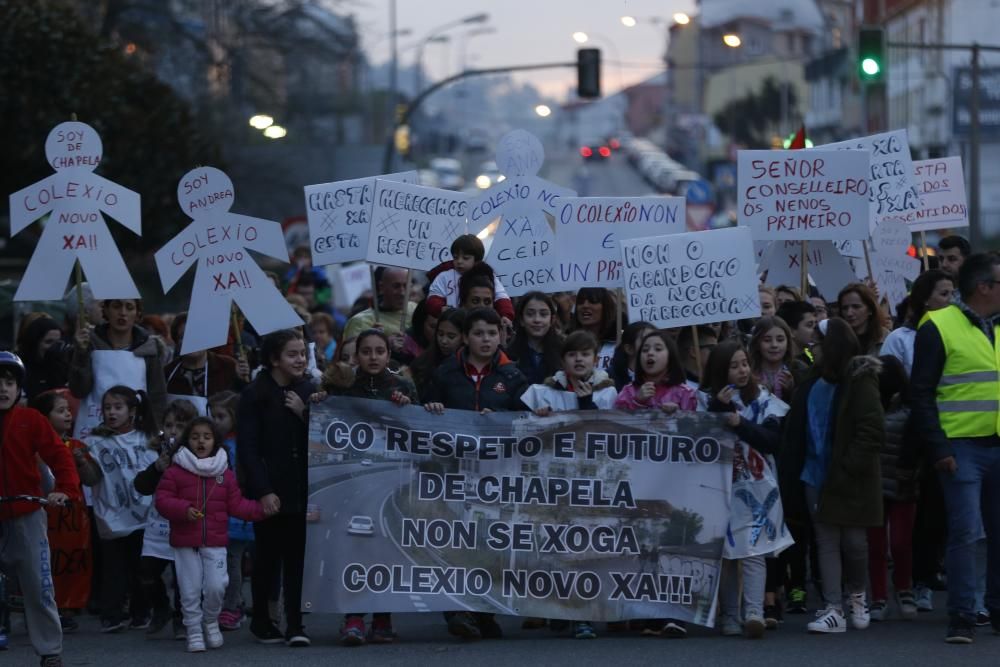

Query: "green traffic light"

xmin=861 ymin=57 xmax=881 ymax=77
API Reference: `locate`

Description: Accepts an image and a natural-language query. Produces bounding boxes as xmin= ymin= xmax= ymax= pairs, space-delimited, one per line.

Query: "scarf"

xmin=174 ymin=446 xmax=229 ymax=478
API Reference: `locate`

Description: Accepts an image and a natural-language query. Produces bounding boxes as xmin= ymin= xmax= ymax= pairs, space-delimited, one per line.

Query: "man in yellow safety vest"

xmin=911 ymin=252 xmax=1000 ymax=645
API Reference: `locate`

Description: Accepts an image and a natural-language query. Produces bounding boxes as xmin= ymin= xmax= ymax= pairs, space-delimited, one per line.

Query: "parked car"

xmin=360 ymin=458 xmax=373 ymax=467
xmin=306 ymin=503 xmax=322 ymax=523
xmin=430 ymin=157 xmax=464 ymax=190
xmin=347 ymin=515 xmax=375 ymax=536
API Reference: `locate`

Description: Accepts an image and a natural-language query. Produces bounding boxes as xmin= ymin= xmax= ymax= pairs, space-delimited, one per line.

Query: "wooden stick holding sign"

xmin=230 ymin=308 xmax=243 ymax=356
xmin=74 ymin=261 xmax=87 ymax=330
xmin=616 ymin=288 xmax=624 ymax=345
xmin=692 ymin=325 xmax=703 ymax=380
xmin=400 ymin=269 xmax=411 ymax=332
xmin=920 ymin=231 xmax=930 ymax=271
xmin=800 ymin=241 xmax=809 ymax=297
xmin=369 ymin=265 xmax=381 ymax=323
xmin=863 ymin=240 xmax=875 ymax=284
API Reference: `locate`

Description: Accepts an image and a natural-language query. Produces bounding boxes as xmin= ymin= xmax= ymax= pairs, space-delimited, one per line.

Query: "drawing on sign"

xmin=554 ymin=196 xmax=685 ymax=291
xmin=304 ymin=171 xmax=417 ymax=265
xmin=366 ymin=180 xmax=469 ymax=272
xmin=154 ymin=167 xmax=302 ymax=355
xmin=9 ymin=121 xmax=142 ymax=301
xmin=469 ymin=130 xmax=576 ymax=296
xmin=819 ymin=130 xmax=923 ymax=232
xmin=737 ymin=150 xmax=870 ymax=241
xmin=619 ymin=227 xmax=760 ymax=328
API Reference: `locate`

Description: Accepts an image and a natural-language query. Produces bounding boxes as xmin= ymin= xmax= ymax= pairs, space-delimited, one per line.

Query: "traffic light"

xmin=858 ymin=26 xmax=885 ymax=83
xmin=577 ymin=48 xmax=601 ymax=98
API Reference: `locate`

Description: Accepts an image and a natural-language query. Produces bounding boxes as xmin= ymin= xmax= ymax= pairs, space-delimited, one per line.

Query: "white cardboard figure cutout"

xmin=468 ymin=130 xmax=576 ymax=297
xmin=154 ymin=167 xmax=302 ymax=355
xmin=9 ymin=121 xmax=141 ymax=301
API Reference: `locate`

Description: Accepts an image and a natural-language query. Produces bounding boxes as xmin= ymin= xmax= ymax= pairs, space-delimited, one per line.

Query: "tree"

xmin=0 ymin=0 xmax=220 ymax=256
xmin=712 ymin=77 xmax=797 ymax=149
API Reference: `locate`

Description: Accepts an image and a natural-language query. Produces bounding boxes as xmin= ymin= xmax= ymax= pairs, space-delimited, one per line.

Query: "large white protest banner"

xmin=471 ymin=130 xmax=576 ymax=296
xmin=620 ymin=227 xmax=760 ymax=328
xmin=553 ymin=196 xmax=686 ymax=290
xmin=303 ymin=397 xmax=734 ymax=625
xmin=154 ymin=167 xmax=302 ymax=355
xmin=737 ymin=149 xmax=870 ymax=241
xmin=366 ymin=180 xmax=468 ymax=271
xmin=10 ymin=121 xmax=141 ymax=301
xmin=759 ymin=240 xmax=857 ymax=301
xmin=304 ymin=171 xmax=417 ymax=265
xmin=908 ymin=157 xmax=969 ymax=231
xmin=820 ymin=129 xmax=923 ymax=232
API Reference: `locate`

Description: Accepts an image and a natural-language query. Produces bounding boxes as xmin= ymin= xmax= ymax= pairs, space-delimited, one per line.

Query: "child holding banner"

xmin=424 ymin=308 xmax=528 ymax=641
xmin=613 ymin=330 xmax=695 ymax=637
xmin=325 ymin=329 xmax=416 ymax=646
xmin=506 ymin=292 xmax=563 ymax=386
xmin=84 ymin=386 xmax=159 ymax=633
xmin=698 ymin=341 xmax=791 ymax=638
xmin=427 ymin=234 xmax=514 ymax=323
xmin=155 ymin=417 xmax=268 ymax=652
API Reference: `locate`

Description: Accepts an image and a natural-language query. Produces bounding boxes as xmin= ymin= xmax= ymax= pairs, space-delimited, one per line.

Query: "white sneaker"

xmin=914 ymin=585 xmax=934 ymax=612
xmin=187 ymin=631 xmax=206 ymax=652
xmin=204 ymin=622 xmax=224 ymax=649
xmin=744 ymin=615 xmax=766 ymax=639
xmin=807 ymin=607 xmax=847 ymax=634
xmin=848 ymin=592 xmax=870 ymax=629
xmin=869 ymin=600 xmax=888 ymax=621
xmin=720 ymin=616 xmax=742 ymax=636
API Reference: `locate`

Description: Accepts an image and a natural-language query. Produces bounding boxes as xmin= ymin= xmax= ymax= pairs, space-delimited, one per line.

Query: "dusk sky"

xmin=349 ymin=0 xmax=699 ymax=99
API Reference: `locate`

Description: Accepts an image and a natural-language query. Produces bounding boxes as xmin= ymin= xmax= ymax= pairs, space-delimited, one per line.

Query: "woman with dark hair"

xmin=16 ymin=314 xmax=70 ymax=400
xmin=837 ymin=283 xmax=889 ymax=356
xmin=570 ymin=288 xmax=622 ymax=372
xmin=507 ymin=292 xmax=563 ymax=386
xmin=236 ymin=329 xmax=315 ymax=647
xmin=608 ymin=321 xmax=655 ymax=391
xmin=400 ymin=299 xmax=436 ymax=364
xmin=880 ymin=269 xmax=954 ymax=376
xmin=779 ymin=318 xmax=885 ymax=635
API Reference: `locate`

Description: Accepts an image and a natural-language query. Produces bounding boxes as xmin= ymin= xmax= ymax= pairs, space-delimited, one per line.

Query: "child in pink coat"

xmin=614 ymin=331 xmax=697 ymax=413
xmin=155 ymin=417 xmax=269 ymax=653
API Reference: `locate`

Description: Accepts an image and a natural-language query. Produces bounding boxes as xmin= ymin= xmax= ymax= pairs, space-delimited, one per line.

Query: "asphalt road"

xmin=5 ymin=590 xmax=998 ymax=666
xmin=541 ymin=147 xmax=655 ymax=198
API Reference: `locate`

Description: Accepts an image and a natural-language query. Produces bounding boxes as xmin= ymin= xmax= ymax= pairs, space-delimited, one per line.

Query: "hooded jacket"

xmin=333 ymin=368 xmax=419 ymax=404
xmin=520 ymin=369 xmax=618 ymax=411
xmin=69 ymin=323 xmax=168 ymax=419
xmin=424 ymin=348 xmax=528 ymax=412
xmin=614 ymin=380 xmax=697 ymax=412
xmin=779 ymin=356 xmax=885 ymax=527
xmin=0 ymin=406 xmax=80 ymax=519
xmin=155 ymin=447 xmax=264 ymax=548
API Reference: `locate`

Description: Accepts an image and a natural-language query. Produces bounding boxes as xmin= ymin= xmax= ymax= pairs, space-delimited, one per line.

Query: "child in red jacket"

xmin=155 ymin=417 xmax=269 ymax=653
xmin=0 ymin=352 xmax=79 ymax=666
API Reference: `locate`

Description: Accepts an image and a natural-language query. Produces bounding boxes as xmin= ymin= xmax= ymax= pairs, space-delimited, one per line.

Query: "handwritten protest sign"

xmin=304 ymin=171 xmax=417 ymax=265
xmin=303 ymin=397 xmax=733 ymax=625
xmin=737 ymin=149 xmax=870 ymax=241
xmin=908 ymin=157 xmax=969 ymax=231
xmin=154 ymin=167 xmax=302 ymax=355
xmin=366 ymin=180 xmax=469 ymax=271
xmin=619 ymin=227 xmax=760 ymax=328
xmin=331 ymin=263 xmax=372 ymax=309
xmin=820 ymin=129 xmax=923 ymax=232
xmin=759 ymin=240 xmax=857 ymax=301
xmin=554 ymin=197 xmax=685 ymax=290
xmin=9 ymin=121 xmax=141 ymax=301
xmin=470 ymin=130 xmax=576 ymax=296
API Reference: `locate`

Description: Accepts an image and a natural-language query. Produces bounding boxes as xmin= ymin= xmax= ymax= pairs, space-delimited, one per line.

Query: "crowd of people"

xmin=1 ymin=232 xmax=999 ymax=666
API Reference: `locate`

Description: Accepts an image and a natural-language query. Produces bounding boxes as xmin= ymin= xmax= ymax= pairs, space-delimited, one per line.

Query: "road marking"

xmin=319 ymin=560 xmax=325 ymax=577
xmin=333 ymin=511 xmax=338 ymax=518
xmin=409 ymin=595 xmax=422 ymax=601
xmin=325 ymin=529 xmax=331 ymax=541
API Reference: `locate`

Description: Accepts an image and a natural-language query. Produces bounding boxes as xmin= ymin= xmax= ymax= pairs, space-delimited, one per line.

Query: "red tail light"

xmin=609 ymin=138 xmax=621 ymax=149
xmin=580 ymin=146 xmax=593 ymax=157
xmin=598 ymin=146 xmax=611 ymax=158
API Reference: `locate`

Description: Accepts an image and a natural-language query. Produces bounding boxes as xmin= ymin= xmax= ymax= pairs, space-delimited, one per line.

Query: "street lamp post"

xmin=414 ymin=13 xmax=490 ymax=95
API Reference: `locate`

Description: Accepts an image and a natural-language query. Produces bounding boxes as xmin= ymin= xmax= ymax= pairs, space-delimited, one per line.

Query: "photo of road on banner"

xmin=302 ymin=397 xmax=737 ymax=626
